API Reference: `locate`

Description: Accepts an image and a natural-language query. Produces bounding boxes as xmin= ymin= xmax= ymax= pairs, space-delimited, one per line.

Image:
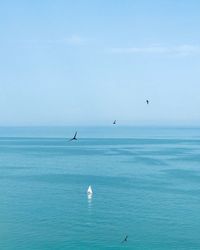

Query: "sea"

xmin=1 ymin=126 xmax=200 ymax=250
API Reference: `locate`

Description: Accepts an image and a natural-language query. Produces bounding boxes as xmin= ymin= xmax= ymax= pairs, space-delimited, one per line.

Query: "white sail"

xmin=87 ymin=185 xmax=93 ymax=195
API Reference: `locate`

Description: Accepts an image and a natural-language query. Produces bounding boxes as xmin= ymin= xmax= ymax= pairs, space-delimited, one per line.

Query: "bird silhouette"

xmin=121 ymin=235 xmax=128 ymax=243
xmin=113 ymin=120 xmax=116 ymax=125
xmin=146 ymin=99 xmax=149 ymax=104
xmin=69 ymin=131 xmax=78 ymax=141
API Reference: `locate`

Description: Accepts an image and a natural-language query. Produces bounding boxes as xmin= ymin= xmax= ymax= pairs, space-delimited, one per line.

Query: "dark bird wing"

xmin=74 ymin=131 xmax=77 ymax=138
xmin=68 ymin=131 xmax=78 ymax=141
xmin=121 ymin=235 xmax=128 ymax=243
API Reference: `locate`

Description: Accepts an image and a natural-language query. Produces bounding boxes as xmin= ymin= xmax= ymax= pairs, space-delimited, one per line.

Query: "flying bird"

xmin=113 ymin=120 xmax=116 ymax=125
xmin=146 ymin=99 xmax=149 ymax=104
xmin=121 ymin=235 xmax=128 ymax=243
xmin=69 ymin=131 xmax=78 ymax=141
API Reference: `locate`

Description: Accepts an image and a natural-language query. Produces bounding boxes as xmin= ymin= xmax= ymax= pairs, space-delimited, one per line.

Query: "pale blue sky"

xmin=0 ymin=0 xmax=200 ymax=126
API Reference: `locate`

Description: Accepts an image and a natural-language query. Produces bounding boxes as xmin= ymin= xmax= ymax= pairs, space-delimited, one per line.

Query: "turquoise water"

xmin=1 ymin=127 xmax=200 ymax=249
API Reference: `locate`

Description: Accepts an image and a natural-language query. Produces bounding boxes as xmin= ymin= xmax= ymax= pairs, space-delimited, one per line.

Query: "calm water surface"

xmin=1 ymin=127 xmax=200 ymax=249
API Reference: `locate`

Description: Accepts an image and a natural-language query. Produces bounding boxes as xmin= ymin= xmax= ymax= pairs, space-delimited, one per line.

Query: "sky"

xmin=0 ymin=0 xmax=200 ymax=126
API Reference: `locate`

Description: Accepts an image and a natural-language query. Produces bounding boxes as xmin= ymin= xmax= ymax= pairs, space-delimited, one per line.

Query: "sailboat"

xmin=87 ymin=185 xmax=93 ymax=195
